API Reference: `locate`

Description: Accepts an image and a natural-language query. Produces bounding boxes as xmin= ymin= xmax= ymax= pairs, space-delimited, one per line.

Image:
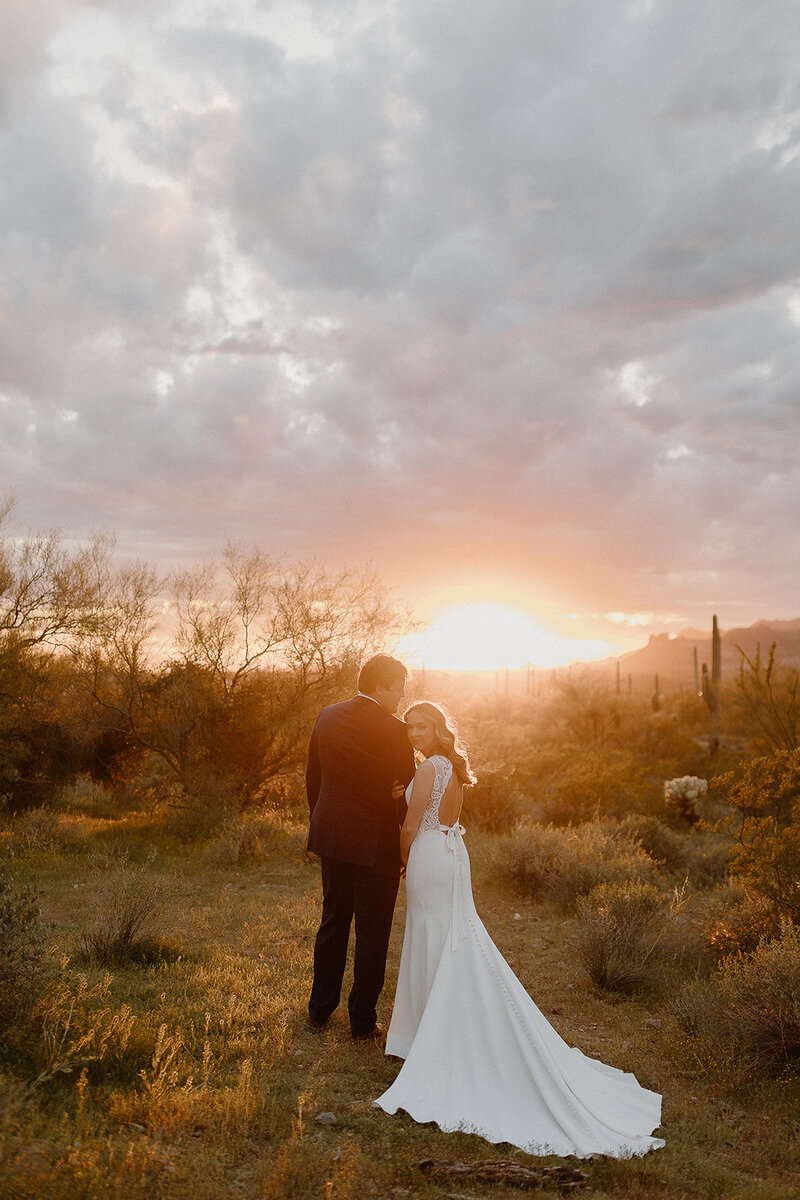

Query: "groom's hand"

xmin=391 ymin=779 xmax=405 ymax=801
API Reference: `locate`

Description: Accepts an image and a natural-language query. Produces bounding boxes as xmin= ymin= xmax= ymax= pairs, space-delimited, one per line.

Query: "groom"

xmin=306 ymin=654 xmax=416 ymax=1039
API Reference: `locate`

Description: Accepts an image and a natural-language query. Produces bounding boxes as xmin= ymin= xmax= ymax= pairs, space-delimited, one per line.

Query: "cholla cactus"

xmin=664 ymin=775 xmax=708 ymax=825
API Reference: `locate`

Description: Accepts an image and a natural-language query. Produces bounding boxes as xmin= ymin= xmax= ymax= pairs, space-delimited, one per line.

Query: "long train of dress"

xmin=374 ymin=756 xmax=665 ymax=1159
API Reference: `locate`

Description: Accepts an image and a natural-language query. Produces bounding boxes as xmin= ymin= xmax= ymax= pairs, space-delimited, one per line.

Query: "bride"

xmin=374 ymin=701 xmax=665 ymax=1159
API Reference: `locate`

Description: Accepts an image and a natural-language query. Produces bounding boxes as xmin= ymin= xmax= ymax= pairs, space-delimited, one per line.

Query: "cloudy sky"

xmin=2 ymin=0 xmax=799 ymax=662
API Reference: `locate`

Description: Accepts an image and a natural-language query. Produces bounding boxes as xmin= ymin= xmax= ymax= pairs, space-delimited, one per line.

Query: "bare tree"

xmin=0 ymin=502 xmax=110 ymax=652
xmin=77 ymin=542 xmax=410 ymax=817
xmin=75 ymin=559 xmax=168 ymax=778
xmin=1 ymin=501 xmax=411 ymax=818
xmin=0 ymin=503 xmax=112 ymax=805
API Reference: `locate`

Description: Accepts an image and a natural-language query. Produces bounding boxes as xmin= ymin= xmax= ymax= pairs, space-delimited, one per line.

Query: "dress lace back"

xmin=419 ymin=755 xmax=454 ymax=832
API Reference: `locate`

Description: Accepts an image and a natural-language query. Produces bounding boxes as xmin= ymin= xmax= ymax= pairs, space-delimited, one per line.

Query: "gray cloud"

xmin=1 ymin=0 xmax=799 ymax=645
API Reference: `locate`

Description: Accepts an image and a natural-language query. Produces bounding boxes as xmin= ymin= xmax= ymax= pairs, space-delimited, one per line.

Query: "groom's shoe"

xmin=351 ymin=1022 xmax=385 ymax=1043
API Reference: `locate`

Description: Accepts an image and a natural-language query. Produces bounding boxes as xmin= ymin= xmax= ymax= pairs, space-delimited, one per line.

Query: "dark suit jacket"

xmin=306 ymin=696 xmax=416 ymax=870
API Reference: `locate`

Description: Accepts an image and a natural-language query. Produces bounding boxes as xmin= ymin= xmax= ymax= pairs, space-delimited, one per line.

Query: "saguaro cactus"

xmin=712 ymin=614 xmax=721 ymax=686
xmin=702 ymin=614 xmax=722 ymax=755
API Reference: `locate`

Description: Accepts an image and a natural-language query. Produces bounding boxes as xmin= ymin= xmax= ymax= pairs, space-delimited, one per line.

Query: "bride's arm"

xmin=399 ymin=760 xmax=435 ymax=865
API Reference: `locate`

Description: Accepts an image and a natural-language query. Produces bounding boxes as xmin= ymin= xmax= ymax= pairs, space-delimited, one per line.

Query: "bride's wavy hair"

xmin=403 ymin=701 xmax=476 ymax=786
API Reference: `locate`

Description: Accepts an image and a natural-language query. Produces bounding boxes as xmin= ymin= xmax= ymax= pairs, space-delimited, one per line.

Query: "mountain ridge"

xmin=595 ymin=616 xmax=800 ymax=685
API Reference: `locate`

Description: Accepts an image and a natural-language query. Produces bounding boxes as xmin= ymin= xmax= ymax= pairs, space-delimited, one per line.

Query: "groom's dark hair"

xmin=358 ymin=654 xmax=407 ymax=695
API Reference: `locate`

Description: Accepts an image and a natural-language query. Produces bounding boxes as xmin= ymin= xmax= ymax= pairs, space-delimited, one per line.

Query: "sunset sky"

xmin=2 ymin=1 xmax=799 ymax=668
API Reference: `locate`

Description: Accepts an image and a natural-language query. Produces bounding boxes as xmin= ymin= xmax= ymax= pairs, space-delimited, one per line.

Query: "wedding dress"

xmin=374 ymin=756 xmax=665 ymax=1158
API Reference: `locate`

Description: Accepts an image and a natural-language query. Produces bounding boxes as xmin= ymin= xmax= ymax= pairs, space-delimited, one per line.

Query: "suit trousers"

xmin=309 ymin=856 xmax=400 ymax=1035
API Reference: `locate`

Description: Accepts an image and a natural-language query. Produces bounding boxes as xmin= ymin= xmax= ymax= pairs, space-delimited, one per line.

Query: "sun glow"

xmin=398 ymin=603 xmax=618 ymax=673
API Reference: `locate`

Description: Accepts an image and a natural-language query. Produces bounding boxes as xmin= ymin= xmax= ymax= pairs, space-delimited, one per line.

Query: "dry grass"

xmin=0 ymin=813 xmax=798 ymax=1200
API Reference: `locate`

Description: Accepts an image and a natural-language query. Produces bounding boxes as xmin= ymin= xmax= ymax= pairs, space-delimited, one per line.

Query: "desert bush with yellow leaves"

xmin=670 ymin=922 xmax=800 ymax=1081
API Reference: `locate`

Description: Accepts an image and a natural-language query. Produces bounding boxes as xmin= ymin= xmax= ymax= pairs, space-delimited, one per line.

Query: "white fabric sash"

xmin=442 ymin=822 xmax=469 ymax=951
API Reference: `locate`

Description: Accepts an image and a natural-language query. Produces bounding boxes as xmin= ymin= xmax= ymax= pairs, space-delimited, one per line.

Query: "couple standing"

xmin=306 ymin=654 xmax=665 ymax=1158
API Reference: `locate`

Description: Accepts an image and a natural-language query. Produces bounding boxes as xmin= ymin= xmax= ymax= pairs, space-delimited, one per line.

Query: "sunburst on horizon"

xmin=397 ymin=602 xmax=620 ymax=673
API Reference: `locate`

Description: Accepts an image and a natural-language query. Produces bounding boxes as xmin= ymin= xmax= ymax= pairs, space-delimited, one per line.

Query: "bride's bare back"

xmin=436 ymin=773 xmax=462 ymax=828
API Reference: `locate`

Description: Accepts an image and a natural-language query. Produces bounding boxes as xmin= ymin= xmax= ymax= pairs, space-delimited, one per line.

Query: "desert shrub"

xmin=207 ymin=818 xmax=270 ymax=866
xmin=576 ymin=880 xmax=670 ymax=993
xmin=670 ymin=922 xmax=800 ymax=1079
xmin=59 ymin=770 xmax=167 ymax=819
xmin=639 ymin=708 xmax=724 ymax=779
xmin=89 ymin=726 xmax=146 ymax=791
xmin=618 ymin=813 xmax=689 ymax=871
xmin=493 ymin=822 xmax=563 ymax=894
xmin=206 ymin=812 xmax=288 ymax=866
xmin=0 ymin=713 xmax=84 ymax=812
xmin=80 ymin=858 xmax=168 ymax=966
xmin=9 ymin=805 xmax=64 ymax=851
xmin=679 ymin=828 xmax=732 ymax=889
xmin=461 ymin=766 xmax=526 ymax=832
xmin=703 ymin=887 xmax=782 ymax=958
xmin=538 ymin=677 xmax=625 ymax=746
xmin=714 ymin=748 xmax=800 ymax=921
xmin=656 ymin=888 xmax=709 ymax=975
xmin=669 ymin=975 xmax=738 ymax=1077
xmin=56 ymin=773 xmax=117 ymax=817
xmin=734 ymin=643 xmax=799 ymax=754
xmin=0 ymin=870 xmax=48 ymax=1032
xmin=258 ymin=770 xmax=307 ymax=816
xmin=494 ymin=819 xmax=656 ymax=909
xmin=76 ymin=822 xmax=162 ymax=865
xmin=154 ymin=773 xmax=240 ymax=840
xmin=668 ymin=687 xmax=714 ymax=734
xmin=527 ymin=746 xmax=656 ymax=825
